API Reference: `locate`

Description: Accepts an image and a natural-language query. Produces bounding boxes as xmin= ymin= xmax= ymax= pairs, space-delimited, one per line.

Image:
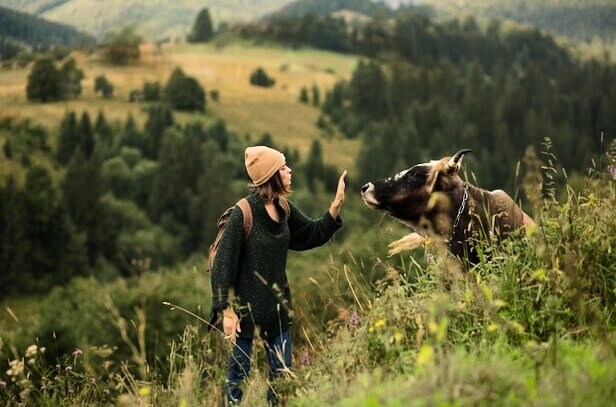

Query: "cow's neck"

xmin=448 ymin=183 xmax=489 ymax=264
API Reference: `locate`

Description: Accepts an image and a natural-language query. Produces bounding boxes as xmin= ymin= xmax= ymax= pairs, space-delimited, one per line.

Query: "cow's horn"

xmin=446 ymin=149 xmax=472 ymax=173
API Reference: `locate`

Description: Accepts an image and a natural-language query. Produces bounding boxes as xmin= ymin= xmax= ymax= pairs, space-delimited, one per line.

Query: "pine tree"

xmin=62 ymin=149 xmax=105 ymax=264
xmin=23 ymin=165 xmax=85 ymax=289
xmin=312 ymin=83 xmax=320 ymax=106
xmin=3 ymin=140 xmax=12 ymax=159
xmin=299 ymin=86 xmax=309 ymax=104
xmin=79 ymin=112 xmax=95 ymax=159
xmin=0 ymin=176 xmax=28 ymax=295
xmin=56 ymin=111 xmax=79 ymax=165
xmin=144 ymin=104 xmax=174 ymax=159
xmin=95 ymin=111 xmax=113 ymax=145
xmin=188 ymin=8 xmax=214 ymax=43
xmin=122 ymin=114 xmax=144 ymax=151
xmin=305 ymin=139 xmax=325 ymax=191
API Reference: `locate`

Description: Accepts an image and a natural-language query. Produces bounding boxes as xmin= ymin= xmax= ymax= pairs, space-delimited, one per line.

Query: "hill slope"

xmin=423 ymin=0 xmax=616 ymax=43
xmin=0 ymin=5 xmax=93 ymax=56
xmin=0 ymin=0 xmax=297 ymax=39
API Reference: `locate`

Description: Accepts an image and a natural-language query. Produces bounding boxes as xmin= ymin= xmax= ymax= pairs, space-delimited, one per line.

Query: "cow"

xmin=360 ymin=149 xmax=535 ymax=265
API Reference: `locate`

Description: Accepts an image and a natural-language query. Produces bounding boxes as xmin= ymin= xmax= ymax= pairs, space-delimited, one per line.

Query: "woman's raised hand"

xmin=329 ymin=170 xmax=347 ymax=219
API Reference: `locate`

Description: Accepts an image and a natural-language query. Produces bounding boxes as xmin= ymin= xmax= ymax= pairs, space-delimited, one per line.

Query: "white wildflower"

xmin=25 ymin=344 xmax=38 ymax=358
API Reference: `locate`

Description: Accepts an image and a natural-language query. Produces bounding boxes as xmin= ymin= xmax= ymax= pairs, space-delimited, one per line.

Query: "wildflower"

xmin=349 ymin=309 xmax=360 ymax=326
xmin=180 ymin=399 xmax=188 ymax=407
xmin=417 ymin=345 xmax=434 ymax=366
xmin=28 ymin=359 xmax=36 ymax=365
xmin=103 ymin=360 xmax=113 ymax=370
xmin=487 ymin=323 xmax=499 ymax=333
xmin=301 ymin=350 xmax=310 ymax=366
xmin=72 ymin=348 xmax=83 ymax=357
xmin=426 ymin=253 xmax=435 ymax=264
xmin=374 ymin=319 xmax=386 ymax=328
xmin=0 ymin=380 xmax=6 ymax=388
xmin=610 ymin=165 xmax=616 ymax=180
xmin=65 ymin=366 xmax=72 ymax=373
xmin=103 ymin=388 xmax=110 ymax=396
xmin=91 ymin=378 xmax=97 ymax=385
xmin=393 ymin=331 xmax=404 ymax=343
xmin=25 ymin=344 xmax=38 ymax=358
xmin=40 ymin=347 xmax=46 ymax=354
xmin=139 ymin=387 xmax=150 ymax=397
xmin=7 ymin=360 xmax=24 ymax=377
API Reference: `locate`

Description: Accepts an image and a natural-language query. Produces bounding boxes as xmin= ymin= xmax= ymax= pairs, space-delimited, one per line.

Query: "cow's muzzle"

xmin=361 ymin=182 xmax=379 ymax=208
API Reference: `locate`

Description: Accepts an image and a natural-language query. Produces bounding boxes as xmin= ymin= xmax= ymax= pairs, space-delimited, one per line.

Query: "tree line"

xmin=255 ymin=11 xmax=614 ymax=190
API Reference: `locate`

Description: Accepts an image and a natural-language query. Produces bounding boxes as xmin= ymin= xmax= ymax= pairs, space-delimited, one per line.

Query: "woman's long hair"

xmin=250 ymin=171 xmax=291 ymax=201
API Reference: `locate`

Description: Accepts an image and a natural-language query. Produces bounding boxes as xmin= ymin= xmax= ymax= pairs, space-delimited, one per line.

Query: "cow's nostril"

xmin=361 ymin=183 xmax=371 ymax=193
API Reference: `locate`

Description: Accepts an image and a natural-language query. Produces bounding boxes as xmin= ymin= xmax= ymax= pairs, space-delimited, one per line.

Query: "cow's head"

xmin=360 ymin=149 xmax=472 ymax=229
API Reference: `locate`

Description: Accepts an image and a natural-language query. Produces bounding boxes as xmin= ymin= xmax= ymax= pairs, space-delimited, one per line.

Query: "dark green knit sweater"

xmin=210 ymin=192 xmax=342 ymax=339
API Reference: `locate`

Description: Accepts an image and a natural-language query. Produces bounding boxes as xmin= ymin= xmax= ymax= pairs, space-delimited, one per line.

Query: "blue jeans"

xmin=223 ymin=330 xmax=291 ymax=405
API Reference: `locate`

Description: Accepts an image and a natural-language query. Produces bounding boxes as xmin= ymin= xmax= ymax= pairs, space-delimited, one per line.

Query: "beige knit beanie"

xmin=244 ymin=146 xmax=286 ymax=186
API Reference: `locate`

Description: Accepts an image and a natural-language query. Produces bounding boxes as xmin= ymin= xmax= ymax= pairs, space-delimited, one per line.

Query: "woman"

xmin=211 ymin=145 xmax=347 ymax=406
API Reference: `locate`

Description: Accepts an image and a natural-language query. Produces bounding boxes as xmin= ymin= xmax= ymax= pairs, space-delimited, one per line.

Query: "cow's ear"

xmin=427 ymin=157 xmax=449 ymax=192
xmin=445 ymin=149 xmax=472 ymax=175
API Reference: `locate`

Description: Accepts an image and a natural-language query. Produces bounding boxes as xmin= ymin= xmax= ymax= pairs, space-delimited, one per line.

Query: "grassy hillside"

xmin=0 ymin=0 xmax=297 ymax=39
xmin=0 ymin=41 xmax=359 ymax=170
xmin=424 ymin=0 xmax=616 ymax=44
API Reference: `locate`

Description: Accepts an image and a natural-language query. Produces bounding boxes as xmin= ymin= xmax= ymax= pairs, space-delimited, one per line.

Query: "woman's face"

xmin=279 ymin=164 xmax=292 ymax=187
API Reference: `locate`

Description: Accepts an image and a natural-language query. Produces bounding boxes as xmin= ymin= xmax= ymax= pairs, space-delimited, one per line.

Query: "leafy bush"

xmin=164 ymin=68 xmax=206 ymax=112
xmin=250 ymin=67 xmax=275 ymax=87
xmin=142 ymin=81 xmax=161 ymax=101
xmin=95 ymin=75 xmax=114 ymax=98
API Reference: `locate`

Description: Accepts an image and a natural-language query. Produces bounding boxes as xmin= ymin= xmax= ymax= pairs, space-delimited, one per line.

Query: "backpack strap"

xmin=236 ymin=198 xmax=253 ymax=239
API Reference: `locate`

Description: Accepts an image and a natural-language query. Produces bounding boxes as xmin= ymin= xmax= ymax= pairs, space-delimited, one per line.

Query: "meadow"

xmin=0 ymin=41 xmax=360 ymax=172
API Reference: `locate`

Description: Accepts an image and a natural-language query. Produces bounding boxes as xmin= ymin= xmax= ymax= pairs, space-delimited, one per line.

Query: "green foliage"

xmin=144 ymin=104 xmax=174 ymax=159
xmin=299 ymin=86 xmax=309 ymax=103
xmin=56 ymin=111 xmax=79 ymax=165
xmin=142 ymin=81 xmax=161 ymax=101
xmin=311 ymin=83 xmax=320 ymax=106
xmin=94 ymin=110 xmax=113 ymax=146
xmin=250 ymin=67 xmax=276 ymax=88
xmin=59 ymin=57 xmax=84 ymax=99
xmin=26 ymin=56 xmax=84 ymax=102
xmin=79 ymin=111 xmax=95 ymax=159
xmin=62 ymin=149 xmax=106 ymax=263
xmin=101 ymin=27 xmax=141 ymax=65
xmin=164 ymin=68 xmax=206 ymax=112
xmin=187 ymin=8 xmax=214 ymax=43
xmin=26 ymin=56 xmax=62 ymax=102
xmin=95 ymin=75 xmax=114 ymax=98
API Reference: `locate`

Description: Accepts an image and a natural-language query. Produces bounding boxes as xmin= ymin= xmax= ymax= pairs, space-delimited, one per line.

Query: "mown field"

xmin=0 ymin=41 xmax=360 ymax=172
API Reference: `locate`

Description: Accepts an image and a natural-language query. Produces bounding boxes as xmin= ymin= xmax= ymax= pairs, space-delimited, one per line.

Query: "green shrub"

xmin=250 ymin=67 xmax=275 ymax=87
